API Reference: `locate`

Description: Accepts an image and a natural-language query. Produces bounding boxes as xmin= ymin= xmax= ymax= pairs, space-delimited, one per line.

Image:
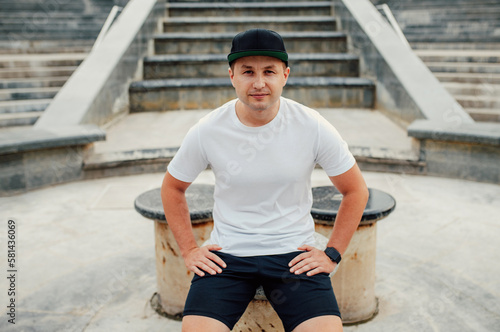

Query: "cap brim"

xmin=228 ymin=50 xmax=288 ymax=64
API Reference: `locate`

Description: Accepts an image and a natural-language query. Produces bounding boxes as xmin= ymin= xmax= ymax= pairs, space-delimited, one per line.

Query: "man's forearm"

xmin=327 ymin=189 xmax=369 ymax=255
xmin=328 ymin=195 xmax=366 ymax=255
xmin=327 ymin=164 xmax=369 ymax=255
xmin=161 ymin=175 xmax=198 ymax=259
xmin=161 ymin=173 xmax=226 ymax=276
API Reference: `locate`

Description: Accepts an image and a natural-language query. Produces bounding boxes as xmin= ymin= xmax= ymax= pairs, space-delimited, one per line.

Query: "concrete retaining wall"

xmin=408 ymin=120 xmax=500 ymax=183
xmin=0 ymin=125 xmax=105 ymax=196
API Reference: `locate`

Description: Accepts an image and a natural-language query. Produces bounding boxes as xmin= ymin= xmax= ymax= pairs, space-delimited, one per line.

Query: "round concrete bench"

xmin=311 ymin=186 xmax=396 ymax=324
xmin=134 ymin=185 xmax=330 ymax=330
xmin=134 ymin=184 xmax=215 ymax=319
xmin=134 ymin=184 xmax=395 ymax=327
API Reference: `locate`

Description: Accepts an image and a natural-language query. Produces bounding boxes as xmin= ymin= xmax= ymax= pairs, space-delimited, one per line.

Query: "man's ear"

xmin=283 ymin=67 xmax=290 ymax=86
xmin=229 ymin=67 xmax=236 ymax=87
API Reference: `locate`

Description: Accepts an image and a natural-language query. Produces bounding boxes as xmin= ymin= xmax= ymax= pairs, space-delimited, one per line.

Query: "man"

xmin=161 ymin=29 xmax=369 ymax=332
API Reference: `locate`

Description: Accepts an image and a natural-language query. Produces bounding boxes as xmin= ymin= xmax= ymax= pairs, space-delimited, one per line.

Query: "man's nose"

xmin=253 ymin=75 xmax=265 ymax=89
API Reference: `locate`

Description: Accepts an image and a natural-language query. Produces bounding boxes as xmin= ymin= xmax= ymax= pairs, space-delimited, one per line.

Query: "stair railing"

xmin=376 ymin=4 xmax=411 ymax=48
xmin=92 ymin=5 xmax=123 ymax=51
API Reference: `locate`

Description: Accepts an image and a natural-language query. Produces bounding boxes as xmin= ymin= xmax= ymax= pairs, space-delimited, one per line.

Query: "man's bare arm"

xmin=289 ymin=164 xmax=368 ymax=276
xmin=327 ymin=163 xmax=369 ymax=254
xmin=161 ymin=172 xmax=226 ymax=276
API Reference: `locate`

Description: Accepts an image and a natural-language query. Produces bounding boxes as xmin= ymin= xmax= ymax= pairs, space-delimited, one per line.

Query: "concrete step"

xmin=415 ymin=49 xmax=500 ymax=63
xmin=168 ymin=0 xmax=327 ymax=2
xmin=376 ymin=0 xmax=500 ymax=8
xmin=0 ymin=98 xmax=50 ymax=114
xmin=411 ymin=42 xmax=500 ymax=50
xmin=402 ymin=25 xmax=500 ymax=37
xmin=0 ymin=111 xmax=42 ymax=127
xmin=0 ymin=17 xmax=108 ymax=32
xmin=0 ymin=40 xmax=94 ymax=54
xmin=143 ymin=53 xmax=359 ymax=79
xmin=0 ymin=31 xmax=103 ymax=41
xmin=163 ymin=16 xmax=337 ymax=33
xmin=0 ymin=77 xmax=67 ymax=89
xmin=0 ymin=24 xmax=102 ymax=34
xmin=456 ymin=94 xmax=500 ymax=109
xmin=403 ymin=21 xmax=500 ymax=30
xmin=394 ymin=4 xmax=500 ymax=12
xmin=0 ymin=66 xmax=77 ymax=79
xmin=466 ymin=108 xmax=500 ymax=122
xmin=84 ymin=108 xmax=423 ymax=177
xmin=404 ymin=30 xmax=499 ymax=42
xmin=395 ymin=8 xmax=500 ymax=23
xmin=0 ymin=2 xmax=88 ymax=11
xmin=0 ymin=2 xmax=119 ymax=14
xmin=407 ymin=35 xmax=500 ymax=44
xmin=0 ymin=0 xmax=120 ymax=3
xmin=128 ymin=77 xmax=375 ymax=112
xmin=0 ymin=12 xmax=108 ymax=19
xmin=398 ymin=15 xmax=500 ymax=26
xmin=166 ymin=1 xmax=334 ymax=17
xmin=434 ymin=72 xmax=500 ymax=84
xmin=0 ymin=87 xmax=59 ymax=102
xmin=425 ymin=62 xmax=500 ymax=74
xmin=0 ymin=53 xmax=86 ymax=69
xmin=442 ymin=82 xmax=500 ymax=96
xmin=154 ymin=32 xmax=347 ymax=55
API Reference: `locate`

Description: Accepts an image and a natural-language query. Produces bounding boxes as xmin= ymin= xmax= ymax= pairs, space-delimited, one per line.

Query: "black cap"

xmin=228 ymin=29 xmax=288 ymax=67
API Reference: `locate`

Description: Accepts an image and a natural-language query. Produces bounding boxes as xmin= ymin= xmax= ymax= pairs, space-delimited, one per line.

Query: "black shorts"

xmin=183 ymin=251 xmax=341 ymax=332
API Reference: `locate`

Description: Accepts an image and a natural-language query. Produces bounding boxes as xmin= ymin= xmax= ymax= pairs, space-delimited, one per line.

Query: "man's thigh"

xmin=259 ymin=252 xmax=341 ymax=332
xmin=183 ymin=252 xmax=259 ymax=330
xmin=182 ymin=315 xmax=230 ymax=332
xmin=293 ymin=315 xmax=343 ymax=332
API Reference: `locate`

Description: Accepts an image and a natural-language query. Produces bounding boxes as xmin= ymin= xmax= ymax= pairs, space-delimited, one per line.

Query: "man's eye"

xmin=243 ymin=70 xmax=253 ymax=74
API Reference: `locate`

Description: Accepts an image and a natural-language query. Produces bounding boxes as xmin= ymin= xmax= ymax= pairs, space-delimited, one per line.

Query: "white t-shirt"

xmin=168 ymin=97 xmax=355 ymax=257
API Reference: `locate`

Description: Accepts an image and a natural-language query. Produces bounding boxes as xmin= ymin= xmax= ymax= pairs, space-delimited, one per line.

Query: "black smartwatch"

xmin=324 ymin=247 xmax=342 ymax=264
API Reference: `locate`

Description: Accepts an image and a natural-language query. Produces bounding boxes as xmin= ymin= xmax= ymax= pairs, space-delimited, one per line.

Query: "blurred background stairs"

xmin=83 ymin=0 xmax=424 ymax=177
xmin=373 ymin=0 xmax=500 ymax=123
xmin=128 ymin=1 xmax=375 ymax=112
xmin=0 ymin=0 xmax=129 ymax=128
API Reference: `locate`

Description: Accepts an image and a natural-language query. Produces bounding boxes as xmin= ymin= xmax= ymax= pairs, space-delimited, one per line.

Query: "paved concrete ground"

xmin=1 ymin=168 xmax=499 ymax=331
xmin=93 ymin=108 xmax=418 ymax=161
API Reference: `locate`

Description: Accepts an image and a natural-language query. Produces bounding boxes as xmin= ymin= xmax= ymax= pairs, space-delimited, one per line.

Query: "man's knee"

xmin=293 ymin=315 xmax=343 ymax=332
xmin=182 ymin=315 xmax=230 ymax=332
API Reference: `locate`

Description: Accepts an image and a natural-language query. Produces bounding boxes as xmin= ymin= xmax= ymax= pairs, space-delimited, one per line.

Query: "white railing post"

xmin=92 ymin=5 xmax=123 ymax=52
xmin=376 ymin=4 xmax=411 ymax=48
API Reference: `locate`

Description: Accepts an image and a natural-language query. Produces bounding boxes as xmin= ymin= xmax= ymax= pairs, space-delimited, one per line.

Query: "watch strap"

xmin=324 ymin=247 xmax=342 ymax=264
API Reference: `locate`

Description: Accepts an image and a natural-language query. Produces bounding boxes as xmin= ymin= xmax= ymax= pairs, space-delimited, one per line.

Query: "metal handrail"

xmin=92 ymin=5 xmax=123 ymax=51
xmin=376 ymin=4 xmax=411 ymax=48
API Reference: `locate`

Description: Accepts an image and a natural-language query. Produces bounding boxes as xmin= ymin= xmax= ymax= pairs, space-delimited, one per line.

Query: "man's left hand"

xmin=288 ymin=245 xmax=336 ymax=276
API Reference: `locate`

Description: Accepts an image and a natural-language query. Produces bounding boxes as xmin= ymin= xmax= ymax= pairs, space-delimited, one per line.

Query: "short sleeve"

xmin=167 ymin=124 xmax=209 ymax=183
xmin=315 ymin=116 xmax=356 ymax=177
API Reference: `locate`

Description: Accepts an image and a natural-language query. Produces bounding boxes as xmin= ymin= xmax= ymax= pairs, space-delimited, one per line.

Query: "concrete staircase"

xmin=128 ymin=1 xmax=375 ymax=112
xmin=415 ymin=49 xmax=500 ymax=122
xmin=0 ymin=53 xmax=86 ymax=127
xmin=373 ymin=0 xmax=500 ymax=122
xmin=84 ymin=0 xmax=425 ymax=177
xmin=0 ymin=0 xmax=129 ymax=128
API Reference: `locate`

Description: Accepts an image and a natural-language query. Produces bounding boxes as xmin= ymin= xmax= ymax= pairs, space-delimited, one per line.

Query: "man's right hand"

xmin=184 ymin=244 xmax=227 ymax=277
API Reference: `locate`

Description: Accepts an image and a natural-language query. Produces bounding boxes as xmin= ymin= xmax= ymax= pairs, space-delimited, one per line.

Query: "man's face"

xmin=229 ymin=56 xmax=290 ymax=113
